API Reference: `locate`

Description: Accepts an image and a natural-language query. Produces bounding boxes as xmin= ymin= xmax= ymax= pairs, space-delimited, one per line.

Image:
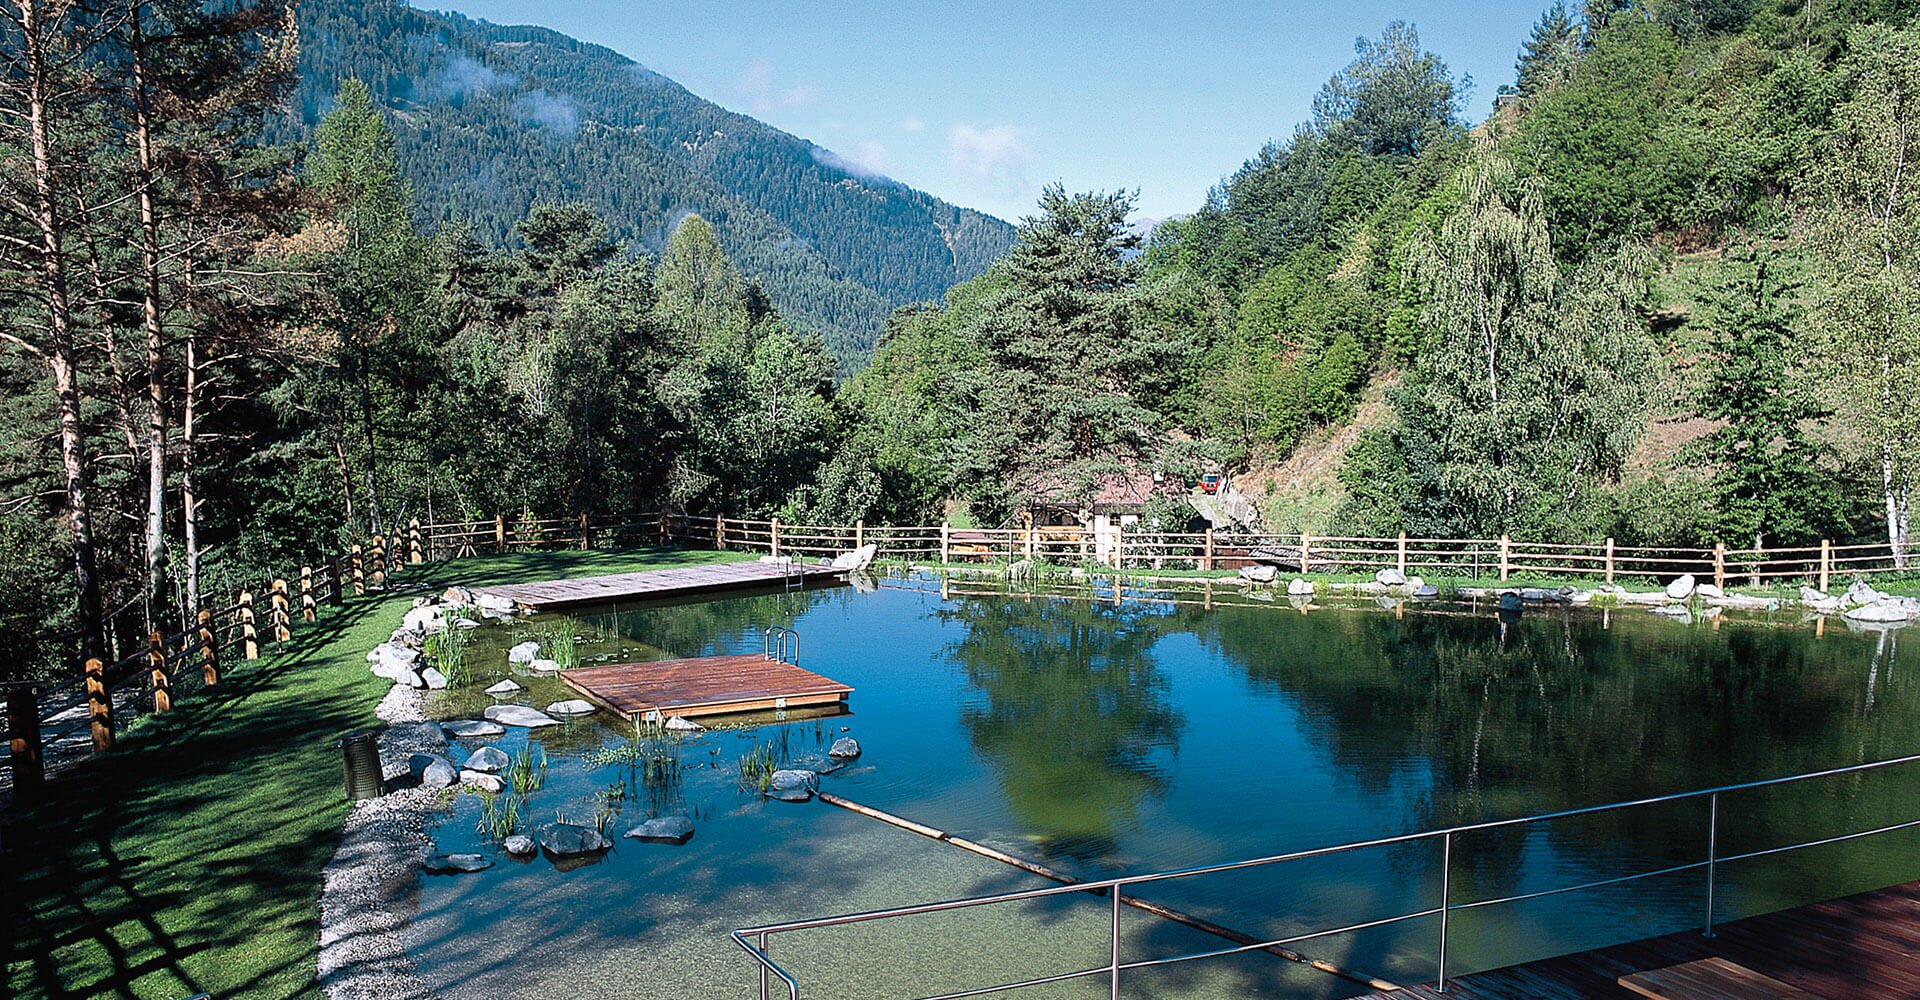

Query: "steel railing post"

xmin=1438 ymin=831 xmax=1452 ymax=993
xmin=1704 ymin=792 xmax=1720 ymax=938
xmin=1111 ymin=879 xmax=1123 ymax=999
xmin=759 ymin=931 xmax=771 ymax=1000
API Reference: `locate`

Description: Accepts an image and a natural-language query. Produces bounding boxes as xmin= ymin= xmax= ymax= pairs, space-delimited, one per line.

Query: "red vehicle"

xmin=1199 ymin=474 xmax=1222 ymax=495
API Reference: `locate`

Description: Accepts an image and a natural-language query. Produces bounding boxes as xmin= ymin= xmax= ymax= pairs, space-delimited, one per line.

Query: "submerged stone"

xmin=625 ymin=816 xmax=695 ymax=843
xmin=538 ymin=823 xmax=612 ymax=856
xmin=423 ymin=853 xmax=492 ymax=873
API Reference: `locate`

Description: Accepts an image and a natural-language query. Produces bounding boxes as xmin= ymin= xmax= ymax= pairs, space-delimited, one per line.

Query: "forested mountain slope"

xmin=280 ymin=0 xmax=1013 ymax=366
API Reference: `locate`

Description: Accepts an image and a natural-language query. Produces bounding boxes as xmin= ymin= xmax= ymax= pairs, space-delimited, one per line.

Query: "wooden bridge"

xmin=471 ymin=559 xmax=845 ymax=612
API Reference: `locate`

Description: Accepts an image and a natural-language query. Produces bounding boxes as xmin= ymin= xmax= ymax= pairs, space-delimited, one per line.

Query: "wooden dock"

xmin=472 ymin=560 xmax=845 ymax=611
xmin=1352 ymin=878 xmax=1920 ymax=999
xmin=560 ymin=654 xmax=853 ymax=720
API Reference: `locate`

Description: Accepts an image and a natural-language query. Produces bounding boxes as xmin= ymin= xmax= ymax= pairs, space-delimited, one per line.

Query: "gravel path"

xmin=316 ymin=682 xmax=445 ymax=1000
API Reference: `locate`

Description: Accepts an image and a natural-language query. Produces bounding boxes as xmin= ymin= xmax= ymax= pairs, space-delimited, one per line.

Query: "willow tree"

xmin=1397 ymin=149 xmax=1657 ymax=536
xmin=1815 ymin=24 xmax=1920 ymax=567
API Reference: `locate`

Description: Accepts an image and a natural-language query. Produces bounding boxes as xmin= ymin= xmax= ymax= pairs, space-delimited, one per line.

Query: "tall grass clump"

xmin=507 ymin=745 xmax=548 ymax=793
xmin=423 ymin=621 xmax=475 ymax=686
xmin=476 ymin=790 xmax=523 ymax=840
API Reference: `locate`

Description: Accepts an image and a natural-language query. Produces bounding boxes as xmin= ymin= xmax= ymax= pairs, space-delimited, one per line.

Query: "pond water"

xmin=408 ymin=572 xmax=1920 ymax=999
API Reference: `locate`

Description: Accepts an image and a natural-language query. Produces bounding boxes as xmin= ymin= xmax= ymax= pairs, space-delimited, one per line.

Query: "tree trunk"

xmin=131 ymin=2 xmax=169 ymax=616
xmin=183 ymin=324 xmax=201 ymax=613
xmin=21 ymin=0 xmax=105 ymax=659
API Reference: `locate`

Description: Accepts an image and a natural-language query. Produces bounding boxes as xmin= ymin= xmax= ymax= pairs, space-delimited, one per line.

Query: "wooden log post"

xmin=351 ymin=544 xmax=365 ymax=597
xmin=1023 ymin=512 xmax=1036 ymax=562
xmin=1204 ymin=527 xmax=1215 ymax=572
xmin=149 ymin=630 xmax=170 ymax=713
xmin=715 ymin=514 xmax=727 ymax=551
xmin=370 ymin=534 xmax=387 ymax=589
xmin=241 ymin=590 xmax=259 ymax=661
xmin=1300 ymin=531 xmax=1312 ymax=574
xmin=301 ymin=566 xmax=316 ymax=623
xmin=578 ymin=512 xmax=590 ymax=551
xmin=854 ymin=519 xmax=864 ymax=551
xmin=1499 ymin=535 xmax=1512 ymax=583
xmin=495 ymin=513 xmax=507 ymax=553
xmin=7 ymin=682 xmax=44 ymax=800
xmin=1114 ymin=527 xmax=1126 ymax=569
xmin=1713 ymin=543 xmax=1727 ymax=591
xmin=771 ymin=517 xmax=782 ymax=559
xmin=940 ymin=521 xmax=951 ymax=564
xmin=271 ymin=579 xmax=291 ymax=643
xmin=409 ymin=518 xmax=423 ymax=564
xmin=1820 ymin=539 xmax=1832 ymax=593
xmin=198 ymin=609 xmax=219 ymax=686
xmin=1397 ymin=531 xmax=1408 ymax=576
xmin=86 ymin=657 xmax=113 ymax=751
xmin=1605 ymin=537 xmax=1616 ymax=585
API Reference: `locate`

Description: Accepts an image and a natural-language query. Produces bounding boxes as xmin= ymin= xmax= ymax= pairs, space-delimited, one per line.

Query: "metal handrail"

xmin=732 ymin=751 xmax=1920 ymax=999
xmin=762 ymin=626 xmax=799 ymax=665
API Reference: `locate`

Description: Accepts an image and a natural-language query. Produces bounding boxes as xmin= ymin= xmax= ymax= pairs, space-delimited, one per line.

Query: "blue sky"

xmin=435 ymin=1 xmax=1553 ymax=224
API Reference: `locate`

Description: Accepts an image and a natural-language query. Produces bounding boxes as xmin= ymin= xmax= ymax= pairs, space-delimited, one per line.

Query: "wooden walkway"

xmin=1353 ymin=879 xmax=1920 ymax=998
xmin=560 ymin=654 xmax=853 ymax=720
xmin=472 ymin=560 xmax=845 ymax=611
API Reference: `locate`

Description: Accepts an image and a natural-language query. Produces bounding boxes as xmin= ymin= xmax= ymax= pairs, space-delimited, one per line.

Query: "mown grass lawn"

xmin=1 ymin=546 xmax=747 ymax=1000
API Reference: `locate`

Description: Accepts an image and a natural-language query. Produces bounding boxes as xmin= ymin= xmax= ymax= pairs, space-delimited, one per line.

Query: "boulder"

xmin=483 ymin=704 xmax=561 ymax=728
xmin=463 ymin=746 xmax=510 ymax=773
xmin=546 ymin=699 xmax=596 ymax=717
xmin=392 ymin=668 xmax=426 ymax=690
xmin=474 ymin=592 xmax=517 ymax=615
xmin=1695 ymin=583 xmax=1725 ymax=600
xmin=485 ymin=679 xmax=522 ymax=697
xmin=1404 ymin=575 xmax=1425 ymax=591
xmin=402 ymin=605 xmax=444 ymax=634
xmin=664 ymin=715 xmax=703 ymax=732
xmin=1799 ymin=585 xmax=1831 ymax=604
xmin=831 ymin=543 xmax=878 ymax=572
xmin=441 ymin=719 xmax=506 ymax=738
xmin=624 ymin=815 xmax=696 ymax=843
xmin=502 ymin=835 xmax=536 ymax=856
xmin=460 ymin=769 xmax=505 ymax=794
xmin=1411 ymin=584 xmax=1441 ymax=600
xmin=1238 ymin=564 xmax=1278 ymax=584
xmin=1846 ymin=581 xmax=1892 ymax=607
xmin=422 ymin=853 xmax=492 ymax=873
xmin=1651 ymin=605 xmax=1693 ymax=620
xmin=442 ymin=586 xmax=476 ymax=606
xmin=529 ymin=658 xmax=562 ymax=674
xmin=369 ymin=643 xmax=420 ymax=678
xmin=766 ymin=769 xmax=818 ymax=802
xmin=538 ymin=823 xmax=612 ymax=856
xmin=421 ymin=667 xmax=449 ymax=690
xmin=1845 ymin=603 xmax=1912 ymax=624
xmin=1006 ymin=558 xmax=1035 ymax=580
xmin=1286 ymin=578 xmax=1314 ymax=596
xmin=1376 ymin=568 xmax=1407 ymax=587
xmin=828 ymin=737 xmax=862 ymax=760
xmin=1666 ymin=574 xmax=1697 ymax=601
xmin=409 ymin=753 xmax=458 ymax=789
xmin=507 ymin=641 xmax=541 ymax=664
xmin=388 ymin=629 xmax=424 ymax=650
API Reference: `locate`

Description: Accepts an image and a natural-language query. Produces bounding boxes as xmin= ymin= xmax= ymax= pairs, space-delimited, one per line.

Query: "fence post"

xmin=409 ymin=518 xmax=423 ymax=564
xmin=1713 ymin=543 xmax=1726 ymax=591
xmin=1024 ymin=512 xmax=1036 ymax=562
xmin=301 ymin=566 xmax=315 ymax=623
xmin=771 ymin=517 xmax=782 ymax=559
xmin=1300 ymin=531 xmax=1311 ymax=574
xmin=1820 ymin=539 xmax=1832 ymax=593
xmin=1605 ymin=537 xmax=1616 ymax=585
xmin=495 ymin=513 xmax=507 ymax=553
xmin=148 ymin=630 xmax=170 ymax=713
xmin=86 ymin=657 xmax=113 ymax=751
xmin=1499 ymin=535 xmax=1511 ymax=583
xmin=352 ymin=544 xmax=365 ymax=597
xmin=940 ymin=521 xmax=951 ymax=564
xmin=7 ymin=682 xmax=44 ymax=800
xmin=1398 ymin=531 xmax=1408 ymax=575
xmin=1204 ymin=527 xmax=1215 ymax=572
xmin=371 ymin=533 xmax=387 ymax=589
xmin=199 ymin=609 xmax=219 ymax=686
xmin=241 ymin=591 xmax=259 ymax=661
xmin=715 ymin=514 xmax=727 ymax=550
xmin=855 ymin=519 xmax=864 ymax=551
xmin=271 ymin=579 xmax=291 ymax=642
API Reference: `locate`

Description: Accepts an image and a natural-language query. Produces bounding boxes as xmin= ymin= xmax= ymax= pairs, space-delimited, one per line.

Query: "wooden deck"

xmin=560 ymin=654 xmax=853 ymax=720
xmin=1353 ymin=879 xmax=1920 ymax=999
xmin=472 ymin=560 xmax=845 ymax=611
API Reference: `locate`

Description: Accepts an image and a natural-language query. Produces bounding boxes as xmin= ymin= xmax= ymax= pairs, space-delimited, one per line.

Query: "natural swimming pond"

xmin=409 ymin=572 xmax=1920 ymax=998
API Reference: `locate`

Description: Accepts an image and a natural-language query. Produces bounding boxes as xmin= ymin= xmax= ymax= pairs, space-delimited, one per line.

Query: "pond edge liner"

xmin=815 ymin=791 xmax=1403 ymax=993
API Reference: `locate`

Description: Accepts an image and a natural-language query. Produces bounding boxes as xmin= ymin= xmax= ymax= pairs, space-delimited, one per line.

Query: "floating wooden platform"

xmin=1352 ymin=878 xmax=1920 ymax=999
xmin=560 ymin=654 xmax=853 ymax=720
xmin=472 ymin=560 xmax=845 ymax=611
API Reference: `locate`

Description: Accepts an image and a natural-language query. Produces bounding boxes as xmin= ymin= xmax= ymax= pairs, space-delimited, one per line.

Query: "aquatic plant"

xmin=738 ymin=742 xmax=777 ymax=793
xmin=506 ymin=745 xmax=548 ymax=793
xmin=423 ymin=623 xmax=474 ymax=686
xmin=476 ymin=790 xmax=523 ymax=840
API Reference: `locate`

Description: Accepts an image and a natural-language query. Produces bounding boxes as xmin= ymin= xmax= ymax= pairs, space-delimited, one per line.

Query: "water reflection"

xmin=941 ymin=595 xmax=1185 ymax=863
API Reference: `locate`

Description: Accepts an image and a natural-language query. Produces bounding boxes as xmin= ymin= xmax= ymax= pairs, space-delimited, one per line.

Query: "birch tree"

xmin=1815 ymin=23 xmax=1920 ymax=567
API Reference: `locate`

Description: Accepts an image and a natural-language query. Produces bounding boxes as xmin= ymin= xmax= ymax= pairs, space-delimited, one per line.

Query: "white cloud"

xmin=899 ymin=115 xmax=925 ymax=133
xmin=811 ymin=141 xmax=892 ymax=181
xmin=947 ymin=122 xmax=1032 ymax=197
xmin=739 ymin=57 xmax=821 ymax=116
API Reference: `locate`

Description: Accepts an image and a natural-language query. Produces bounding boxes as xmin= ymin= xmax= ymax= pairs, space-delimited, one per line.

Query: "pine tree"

xmin=1513 ymin=2 xmax=1580 ymax=96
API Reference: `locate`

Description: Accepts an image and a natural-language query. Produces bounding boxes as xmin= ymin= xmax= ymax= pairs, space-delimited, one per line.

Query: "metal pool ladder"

xmin=763 ymin=625 xmax=799 ymax=665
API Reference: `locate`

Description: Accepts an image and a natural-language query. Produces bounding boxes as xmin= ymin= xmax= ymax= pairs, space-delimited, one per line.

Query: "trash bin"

xmin=338 ymin=729 xmax=383 ymax=800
